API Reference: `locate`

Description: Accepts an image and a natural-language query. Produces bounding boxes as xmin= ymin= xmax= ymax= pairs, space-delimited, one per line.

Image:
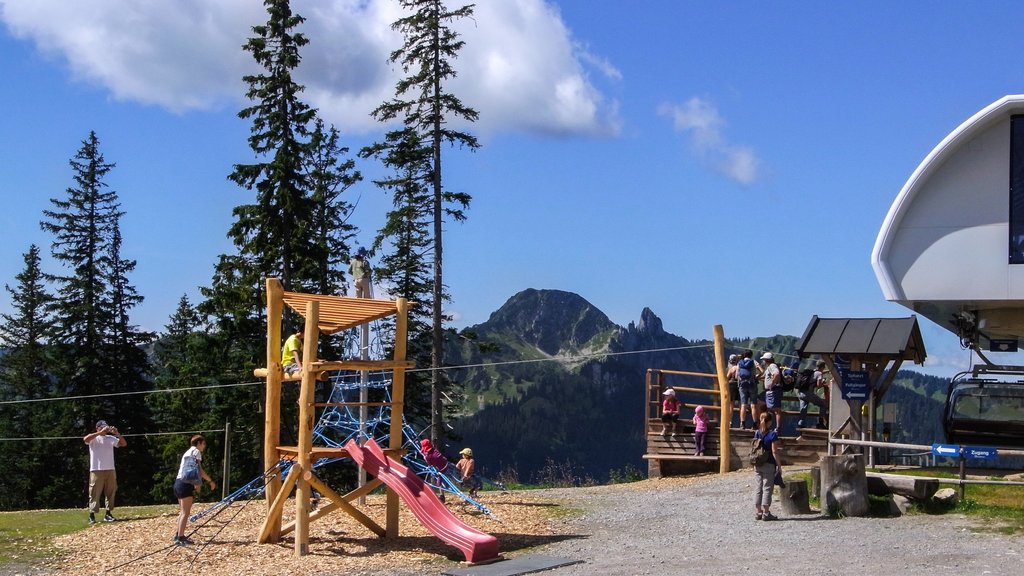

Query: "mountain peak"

xmin=482 ymin=289 xmax=619 ymax=356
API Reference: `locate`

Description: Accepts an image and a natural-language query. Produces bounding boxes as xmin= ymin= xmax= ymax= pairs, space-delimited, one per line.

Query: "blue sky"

xmin=1 ymin=0 xmax=1022 ymax=377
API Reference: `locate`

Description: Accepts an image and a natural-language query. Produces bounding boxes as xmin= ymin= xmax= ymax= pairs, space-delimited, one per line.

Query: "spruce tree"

xmin=307 ymin=119 xmax=361 ymax=360
xmin=369 ymin=0 xmax=479 ymax=445
xmin=38 ymin=131 xmax=153 ymax=506
xmin=360 ymin=128 xmax=435 ymax=429
xmin=202 ymin=0 xmax=360 ymax=462
xmin=0 ymin=245 xmax=56 ymax=509
xmin=149 ymin=296 xmax=243 ymax=501
xmin=226 ymin=0 xmax=316 ymax=294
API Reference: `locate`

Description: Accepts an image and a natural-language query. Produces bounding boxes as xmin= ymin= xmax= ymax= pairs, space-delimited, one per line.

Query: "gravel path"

xmin=531 ymin=469 xmax=1024 ymax=576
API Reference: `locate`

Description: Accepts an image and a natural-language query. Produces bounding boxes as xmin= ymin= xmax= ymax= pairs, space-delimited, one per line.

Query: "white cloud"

xmin=658 ymin=96 xmax=762 ymax=185
xmin=0 ymin=0 xmax=620 ymax=136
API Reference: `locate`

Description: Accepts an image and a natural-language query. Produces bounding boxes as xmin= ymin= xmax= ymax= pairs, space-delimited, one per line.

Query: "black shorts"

xmin=661 ymin=413 xmax=680 ymax=422
xmin=173 ymin=479 xmax=196 ymax=499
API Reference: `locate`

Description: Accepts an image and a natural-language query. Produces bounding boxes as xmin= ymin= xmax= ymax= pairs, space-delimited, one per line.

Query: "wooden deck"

xmin=644 ymin=420 xmax=829 ymax=478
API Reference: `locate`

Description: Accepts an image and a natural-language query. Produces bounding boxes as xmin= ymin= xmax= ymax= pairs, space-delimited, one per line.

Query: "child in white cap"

xmin=661 ymin=388 xmax=680 ymax=436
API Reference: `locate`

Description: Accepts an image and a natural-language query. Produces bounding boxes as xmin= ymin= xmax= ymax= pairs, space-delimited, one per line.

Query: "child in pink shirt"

xmin=661 ymin=389 xmax=680 ymax=436
xmin=693 ymin=405 xmax=709 ymax=455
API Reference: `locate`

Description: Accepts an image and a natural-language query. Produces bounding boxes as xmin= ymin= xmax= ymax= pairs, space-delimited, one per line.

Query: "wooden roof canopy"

xmin=281 ymin=291 xmax=402 ymax=334
xmin=796 ymin=315 xmax=927 ymax=364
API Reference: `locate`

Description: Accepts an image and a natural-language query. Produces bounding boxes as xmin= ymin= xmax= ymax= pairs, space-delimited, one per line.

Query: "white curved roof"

xmin=872 ymin=95 xmax=1024 ymax=341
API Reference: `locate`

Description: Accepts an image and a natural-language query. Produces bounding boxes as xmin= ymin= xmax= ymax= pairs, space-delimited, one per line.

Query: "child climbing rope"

xmin=456 ymin=448 xmax=482 ymax=498
xmin=419 ymin=438 xmax=453 ymax=501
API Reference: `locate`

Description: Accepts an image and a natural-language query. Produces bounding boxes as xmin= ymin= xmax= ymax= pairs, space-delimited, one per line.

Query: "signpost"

xmin=989 ymin=338 xmax=1019 ymax=352
xmin=964 ymin=446 xmax=998 ymax=460
xmin=841 ymin=370 xmax=870 ymax=400
xmin=932 ymin=443 xmax=999 ymax=499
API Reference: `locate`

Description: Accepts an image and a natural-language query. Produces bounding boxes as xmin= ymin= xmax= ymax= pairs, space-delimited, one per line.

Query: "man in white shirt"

xmin=83 ymin=419 xmax=127 ymax=524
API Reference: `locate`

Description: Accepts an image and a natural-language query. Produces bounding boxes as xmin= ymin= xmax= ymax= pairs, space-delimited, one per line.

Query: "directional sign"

xmin=932 ymin=443 xmax=961 ymax=457
xmin=989 ymin=339 xmax=1019 ymax=352
xmin=964 ymin=446 xmax=998 ymax=460
xmin=840 ymin=370 xmax=870 ymax=400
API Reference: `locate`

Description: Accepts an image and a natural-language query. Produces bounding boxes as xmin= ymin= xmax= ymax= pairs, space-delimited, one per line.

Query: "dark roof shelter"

xmin=795 ymin=316 xmax=927 ymax=454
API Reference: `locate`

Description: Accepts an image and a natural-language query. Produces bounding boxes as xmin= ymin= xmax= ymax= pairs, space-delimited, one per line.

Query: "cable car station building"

xmin=873 ymin=94 xmax=1024 ymax=448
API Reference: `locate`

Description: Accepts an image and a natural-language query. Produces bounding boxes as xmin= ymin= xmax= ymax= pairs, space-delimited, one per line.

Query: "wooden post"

xmin=294 ymin=300 xmax=320 ymax=556
xmin=779 ymin=479 xmax=812 ymax=515
xmin=820 ymin=454 xmax=869 ymax=517
xmin=713 ymin=325 xmax=731 ymax=474
xmin=386 ymin=298 xmax=409 ymax=538
xmin=263 ymin=278 xmax=284 ymax=541
xmin=221 ymin=420 xmax=231 ymax=500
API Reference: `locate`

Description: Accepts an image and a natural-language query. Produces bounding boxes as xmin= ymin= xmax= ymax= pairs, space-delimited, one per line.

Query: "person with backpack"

xmin=751 ymin=412 xmax=782 ymax=521
xmin=761 ymin=352 xmax=783 ymax=430
xmin=736 ymin=350 xmax=760 ymax=430
xmin=796 ymin=361 xmax=829 ymax=429
xmin=173 ymin=435 xmax=216 ymax=546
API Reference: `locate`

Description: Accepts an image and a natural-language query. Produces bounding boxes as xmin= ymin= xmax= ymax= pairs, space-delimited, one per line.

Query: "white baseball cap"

xmin=761 ymin=352 xmax=774 ymax=361
xmin=662 ymin=389 xmax=676 ymax=396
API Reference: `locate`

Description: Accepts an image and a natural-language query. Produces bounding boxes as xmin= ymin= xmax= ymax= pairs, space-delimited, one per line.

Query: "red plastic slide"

xmin=344 ymin=438 xmax=499 ymax=564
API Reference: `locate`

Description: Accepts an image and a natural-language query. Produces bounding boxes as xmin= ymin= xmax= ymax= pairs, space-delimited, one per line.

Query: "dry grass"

xmin=47 ymin=491 xmax=575 ymax=576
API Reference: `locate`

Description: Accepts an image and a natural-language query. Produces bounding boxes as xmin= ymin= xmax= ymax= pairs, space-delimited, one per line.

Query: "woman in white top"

xmin=172 ymin=435 xmax=216 ymax=545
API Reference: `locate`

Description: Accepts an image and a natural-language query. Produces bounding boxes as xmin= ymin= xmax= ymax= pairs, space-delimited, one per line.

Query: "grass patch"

xmin=865 ymin=468 xmax=1024 ymax=532
xmin=0 ymin=505 xmax=176 ymax=567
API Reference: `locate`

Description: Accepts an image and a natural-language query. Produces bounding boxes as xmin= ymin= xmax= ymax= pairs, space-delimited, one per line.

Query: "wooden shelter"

xmin=795 ymin=315 xmax=926 ymax=464
xmin=254 ymin=278 xmax=413 ymax=556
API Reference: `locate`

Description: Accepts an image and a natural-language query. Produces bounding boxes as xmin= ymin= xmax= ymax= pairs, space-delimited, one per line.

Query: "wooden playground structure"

xmin=643 ymin=325 xmax=828 ymax=478
xmin=254 ymin=278 xmax=413 ymax=556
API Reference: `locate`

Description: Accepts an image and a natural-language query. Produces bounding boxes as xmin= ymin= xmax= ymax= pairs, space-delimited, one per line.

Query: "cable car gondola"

xmin=944 ymin=368 xmax=1024 ymax=448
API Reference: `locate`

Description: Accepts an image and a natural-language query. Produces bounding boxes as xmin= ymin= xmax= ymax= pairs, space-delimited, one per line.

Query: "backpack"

xmin=749 ymin=435 xmax=769 ymax=467
xmin=181 ymin=455 xmax=201 ymax=486
xmin=780 ymin=368 xmax=797 ymax=392
xmin=796 ymin=368 xmax=815 ymax=392
xmin=737 ymin=358 xmax=755 ymax=381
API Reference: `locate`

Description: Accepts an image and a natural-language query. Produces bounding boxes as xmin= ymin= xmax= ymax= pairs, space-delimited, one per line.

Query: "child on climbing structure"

xmin=661 ymin=388 xmax=681 ymax=436
xmin=456 ymin=447 xmax=482 ymax=498
xmin=693 ymin=405 xmax=709 ymax=456
xmin=420 ymin=439 xmax=453 ymax=501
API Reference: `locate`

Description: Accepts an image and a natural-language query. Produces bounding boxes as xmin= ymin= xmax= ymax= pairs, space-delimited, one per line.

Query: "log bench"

xmin=865 ymin=472 xmax=940 ymax=500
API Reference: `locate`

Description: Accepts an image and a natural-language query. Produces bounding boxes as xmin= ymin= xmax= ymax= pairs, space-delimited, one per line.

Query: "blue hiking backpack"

xmin=738 ymin=357 xmax=755 ymax=381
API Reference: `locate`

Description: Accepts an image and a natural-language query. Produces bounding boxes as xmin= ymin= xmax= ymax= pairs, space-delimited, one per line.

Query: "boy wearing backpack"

xmin=736 ymin=350 xmax=760 ymax=430
xmin=796 ymin=360 xmax=830 ymax=429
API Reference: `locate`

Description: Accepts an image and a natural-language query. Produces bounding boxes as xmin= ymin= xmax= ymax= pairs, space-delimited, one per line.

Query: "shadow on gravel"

xmin=770 ymin=515 xmax=831 ymax=522
xmin=317 ymin=532 xmax=589 ymax=561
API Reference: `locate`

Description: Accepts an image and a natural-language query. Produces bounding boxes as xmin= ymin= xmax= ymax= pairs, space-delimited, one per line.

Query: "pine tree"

xmin=226 ymin=0 xmax=316 ymax=294
xmin=36 ymin=131 xmax=155 ymax=506
xmin=41 ymin=131 xmax=117 ymax=370
xmin=203 ymin=0 xmax=318 ymax=393
xmin=149 ymin=296 xmax=248 ymax=502
xmin=202 ymin=0 xmax=359 ymax=466
xmin=307 ymin=119 xmax=361 ymax=361
xmin=0 ymin=245 xmax=57 ymax=509
xmin=370 ymin=0 xmax=480 ymax=445
xmin=361 ymin=128 xmax=436 ymax=429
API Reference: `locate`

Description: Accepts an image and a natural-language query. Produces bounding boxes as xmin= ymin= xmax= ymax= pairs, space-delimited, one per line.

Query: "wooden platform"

xmin=645 ymin=423 xmax=830 ymax=478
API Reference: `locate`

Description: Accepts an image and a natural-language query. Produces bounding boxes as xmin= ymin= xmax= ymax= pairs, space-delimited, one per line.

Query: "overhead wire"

xmin=0 ymin=341 xmax=801 ymax=408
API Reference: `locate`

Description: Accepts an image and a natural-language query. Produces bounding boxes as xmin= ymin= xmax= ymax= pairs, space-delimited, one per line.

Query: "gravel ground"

xmin=534 ymin=469 xmax=1024 ymax=576
xmin=40 ymin=469 xmax=1024 ymax=576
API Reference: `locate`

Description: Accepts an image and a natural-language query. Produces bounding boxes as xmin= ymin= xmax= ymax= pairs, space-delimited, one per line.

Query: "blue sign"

xmin=964 ymin=446 xmax=998 ymax=460
xmin=932 ymin=443 xmax=961 ymax=457
xmin=841 ymin=370 xmax=870 ymax=400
